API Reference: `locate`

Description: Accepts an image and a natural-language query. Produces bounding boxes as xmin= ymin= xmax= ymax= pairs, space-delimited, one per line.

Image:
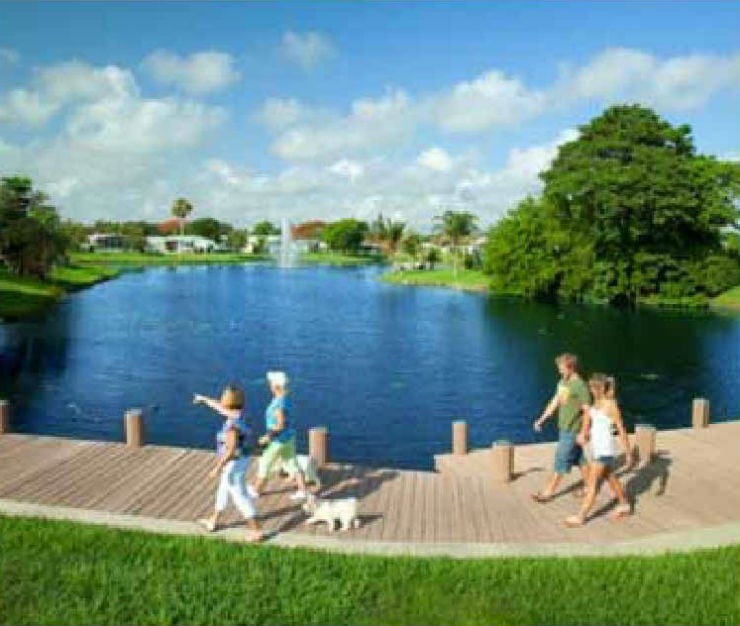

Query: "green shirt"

xmin=556 ymin=376 xmax=590 ymax=433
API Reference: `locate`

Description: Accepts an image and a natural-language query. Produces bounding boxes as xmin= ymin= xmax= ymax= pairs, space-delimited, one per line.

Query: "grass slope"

xmin=299 ymin=252 xmax=383 ymax=266
xmin=0 ymin=264 xmax=118 ymax=321
xmin=2 ymin=516 xmax=737 ymax=626
xmin=712 ymin=286 xmax=740 ymax=311
xmin=71 ymin=251 xmax=270 ymax=267
xmin=382 ymin=267 xmax=490 ymax=292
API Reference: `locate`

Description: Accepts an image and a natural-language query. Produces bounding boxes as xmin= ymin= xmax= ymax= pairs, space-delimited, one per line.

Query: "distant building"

xmin=146 ymin=235 xmax=222 ymax=254
xmin=157 ymin=218 xmax=187 ymax=235
xmin=87 ymin=233 xmax=127 ymax=251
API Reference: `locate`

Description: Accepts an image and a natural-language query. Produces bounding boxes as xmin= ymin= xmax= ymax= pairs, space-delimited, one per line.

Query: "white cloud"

xmin=143 ymin=50 xmax=241 ymax=94
xmin=280 ymin=31 xmax=335 ymax=69
xmin=554 ymin=48 xmax=740 ymax=110
xmin=253 ymin=97 xmax=307 ymax=129
xmin=0 ymin=59 xmax=227 ymax=221
xmin=433 ymin=70 xmax=547 ymax=133
xmin=270 ymin=89 xmax=413 ymax=162
xmin=328 ymin=159 xmax=364 ymax=182
xmin=417 ymin=147 xmax=454 ymax=172
xmin=0 ymin=48 xmax=19 ymax=65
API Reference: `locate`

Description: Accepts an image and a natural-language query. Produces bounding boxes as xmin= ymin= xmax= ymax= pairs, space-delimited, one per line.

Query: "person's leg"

xmin=251 ymin=442 xmax=281 ymax=495
xmin=280 ymin=438 xmax=307 ymax=498
xmin=565 ymin=463 xmax=606 ymax=526
xmin=199 ymin=462 xmax=230 ymax=531
xmin=573 ymin=445 xmax=589 ymax=497
xmin=228 ymin=458 xmax=264 ymax=540
xmin=533 ymin=431 xmax=570 ymax=501
xmin=606 ymin=470 xmax=631 ymax=519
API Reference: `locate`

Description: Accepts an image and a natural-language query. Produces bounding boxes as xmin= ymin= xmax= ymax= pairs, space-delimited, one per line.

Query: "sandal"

xmin=246 ymin=531 xmax=265 ymax=543
xmin=531 ymin=492 xmax=552 ymax=504
xmin=609 ymin=504 xmax=631 ymax=521
xmin=564 ymin=514 xmax=585 ymax=527
xmin=197 ymin=518 xmax=218 ymax=533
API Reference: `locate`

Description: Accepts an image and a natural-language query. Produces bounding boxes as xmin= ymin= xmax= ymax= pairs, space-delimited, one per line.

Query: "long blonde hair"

xmin=588 ymin=373 xmax=616 ymax=400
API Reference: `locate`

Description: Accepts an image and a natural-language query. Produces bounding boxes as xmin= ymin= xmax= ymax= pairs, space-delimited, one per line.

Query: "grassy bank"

xmin=382 ymin=267 xmax=490 ymax=292
xmin=299 ymin=251 xmax=383 ymax=266
xmin=71 ymin=251 xmax=270 ymax=267
xmin=1 ymin=516 xmax=737 ymax=626
xmin=0 ymin=264 xmax=118 ymax=321
xmin=712 ymin=286 xmax=740 ymax=311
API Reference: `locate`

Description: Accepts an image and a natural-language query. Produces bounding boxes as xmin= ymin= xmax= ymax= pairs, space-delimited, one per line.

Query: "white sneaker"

xmin=289 ymin=490 xmax=307 ymax=501
xmin=247 ymin=484 xmax=259 ymax=499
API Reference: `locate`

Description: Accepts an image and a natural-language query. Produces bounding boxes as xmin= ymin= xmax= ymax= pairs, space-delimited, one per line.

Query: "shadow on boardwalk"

xmin=264 ymin=466 xmax=399 ymax=534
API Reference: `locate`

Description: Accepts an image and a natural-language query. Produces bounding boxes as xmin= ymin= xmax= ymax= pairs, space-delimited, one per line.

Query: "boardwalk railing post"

xmin=452 ymin=420 xmax=468 ymax=455
xmin=692 ymin=398 xmax=710 ymax=430
xmin=125 ymin=408 xmax=144 ymax=447
xmin=635 ymin=424 xmax=656 ymax=466
xmin=0 ymin=399 xmax=8 ymax=435
xmin=309 ymin=426 xmax=328 ymax=468
xmin=491 ymin=440 xmax=513 ymax=483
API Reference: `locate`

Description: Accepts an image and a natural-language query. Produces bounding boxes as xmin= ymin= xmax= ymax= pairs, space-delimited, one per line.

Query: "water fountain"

xmin=278 ymin=217 xmax=297 ymax=268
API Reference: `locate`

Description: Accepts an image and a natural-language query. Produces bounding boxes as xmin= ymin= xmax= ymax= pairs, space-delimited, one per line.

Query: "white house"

xmin=146 ymin=235 xmax=221 ymax=254
xmin=87 ymin=233 xmax=127 ymax=251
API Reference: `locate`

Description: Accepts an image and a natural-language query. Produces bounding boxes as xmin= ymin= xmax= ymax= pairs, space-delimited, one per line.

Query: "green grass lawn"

xmin=0 ymin=263 xmax=118 ymax=321
xmin=71 ymin=251 xmax=270 ymax=267
xmin=2 ymin=516 xmax=736 ymax=626
xmin=382 ymin=267 xmax=490 ymax=292
xmin=299 ymin=251 xmax=384 ymax=266
xmin=712 ymin=286 xmax=740 ymax=311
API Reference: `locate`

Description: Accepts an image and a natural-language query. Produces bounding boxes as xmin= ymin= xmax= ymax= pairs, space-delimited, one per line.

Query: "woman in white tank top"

xmin=565 ymin=373 xmax=633 ymax=527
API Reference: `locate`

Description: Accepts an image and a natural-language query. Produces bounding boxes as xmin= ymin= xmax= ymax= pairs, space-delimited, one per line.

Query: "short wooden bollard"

xmin=452 ymin=420 xmax=468 ymax=455
xmin=0 ymin=399 xmax=8 ymax=435
xmin=309 ymin=426 xmax=328 ymax=468
xmin=491 ymin=440 xmax=514 ymax=483
xmin=125 ymin=409 xmax=144 ymax=447
xmin=635 ymin=424 xmax=656 ymax=465
xmin=692 ymin=398 xmax=710 ymax=429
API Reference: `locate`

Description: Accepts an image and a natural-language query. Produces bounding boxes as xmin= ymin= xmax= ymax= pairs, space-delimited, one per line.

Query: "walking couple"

xmin=192 ymin=370 xmax=308 ymax=542
xmin=532 ymin=353 xmax=632 ymax=526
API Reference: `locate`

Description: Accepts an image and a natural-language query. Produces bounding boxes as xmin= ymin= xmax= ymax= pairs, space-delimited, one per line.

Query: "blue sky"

xmin=1 ymin=1 xmax=738 ymax=226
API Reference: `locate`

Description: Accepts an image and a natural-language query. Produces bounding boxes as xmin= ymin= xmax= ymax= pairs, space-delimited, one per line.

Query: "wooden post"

xmin=452 ymin=420 xmax=468 ymax=455
xmin=692 ymin=398 xmax=710 ymax=430
xmin=309 ymin=426 xmax=328 ymax=468
xmin=0 ymin=399 xmax=8 ymax=435
xmin=125 ymin=408 xmax=144 ymax=447
xmin=635 ymin=424 xmax=656 ymax=465
xmin=491 ymin=440 xmax=514 ymax=483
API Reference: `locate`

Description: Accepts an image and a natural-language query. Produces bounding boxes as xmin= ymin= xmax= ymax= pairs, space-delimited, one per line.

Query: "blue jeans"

xmin=553 ymin=431 xmax=585 ymax=474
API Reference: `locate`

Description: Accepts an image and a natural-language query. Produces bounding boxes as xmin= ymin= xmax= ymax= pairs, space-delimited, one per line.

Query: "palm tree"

xmin=370 ymin=213 xmax=406 ymax=256
xmin=433 ymin=210 xmax=478 ymax=279
xmin=171 ymin=197 xmax=194 ymax=237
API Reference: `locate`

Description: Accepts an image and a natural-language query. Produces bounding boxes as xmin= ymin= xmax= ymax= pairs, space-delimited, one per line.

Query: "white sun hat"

xmin=267 ymin=371 xmax=289 ymax=387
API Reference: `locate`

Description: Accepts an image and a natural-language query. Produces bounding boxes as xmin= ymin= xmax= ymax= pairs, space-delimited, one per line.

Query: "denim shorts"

xmin=554 ymin=430 xmax=585 ymax=474
xmin=593 ymin=455 xmax=617 ymax=471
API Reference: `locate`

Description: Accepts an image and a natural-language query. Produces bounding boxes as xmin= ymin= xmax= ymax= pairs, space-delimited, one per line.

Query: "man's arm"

xmin=534 ymin=393 xmax=560 ymax=432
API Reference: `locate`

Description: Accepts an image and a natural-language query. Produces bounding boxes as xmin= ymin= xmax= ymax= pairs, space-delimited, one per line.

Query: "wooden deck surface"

xmin=1 ymin=421 xmax=738 ymax=545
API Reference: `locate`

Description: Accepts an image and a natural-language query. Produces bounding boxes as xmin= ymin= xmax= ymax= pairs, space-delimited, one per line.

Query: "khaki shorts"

xmin=257 ymin=438 xmax=299 ymax=479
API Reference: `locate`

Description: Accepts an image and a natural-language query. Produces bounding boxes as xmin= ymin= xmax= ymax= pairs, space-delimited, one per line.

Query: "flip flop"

xmin=531 ymin=493 xmax=552 ymax=504
xmin=197 ymin=518 xmax=218 ymax=532
xmin=564 ymin=515 xmax=585 ymax=527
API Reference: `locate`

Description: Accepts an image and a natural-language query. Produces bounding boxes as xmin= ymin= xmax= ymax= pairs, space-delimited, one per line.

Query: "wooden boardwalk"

xmin=0 ymin=421 xmax=738 ymax=548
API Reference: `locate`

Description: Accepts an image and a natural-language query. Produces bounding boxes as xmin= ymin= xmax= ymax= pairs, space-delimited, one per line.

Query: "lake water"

xmin=1 ymin=264 xmax=739 ymax=469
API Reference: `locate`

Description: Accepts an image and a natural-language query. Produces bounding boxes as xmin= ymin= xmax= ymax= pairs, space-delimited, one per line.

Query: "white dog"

xmin=302 ymin=493 xmax=361 ymax=531
xmin=272 ymin=454 xmax=321 ymax=489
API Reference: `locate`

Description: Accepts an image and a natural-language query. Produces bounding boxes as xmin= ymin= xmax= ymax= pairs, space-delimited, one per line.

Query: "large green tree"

xmin=321 ymin=219 xmax=369 ymax=253
xmin=0 ymin=176 xmax=67 ymax=278
xmin=485 ymin=105 xmax=740 ymax=305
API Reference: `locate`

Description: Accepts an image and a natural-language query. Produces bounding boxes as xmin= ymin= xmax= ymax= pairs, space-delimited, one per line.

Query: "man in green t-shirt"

xmin=531 ymin=353 xmax=591 ymax=503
